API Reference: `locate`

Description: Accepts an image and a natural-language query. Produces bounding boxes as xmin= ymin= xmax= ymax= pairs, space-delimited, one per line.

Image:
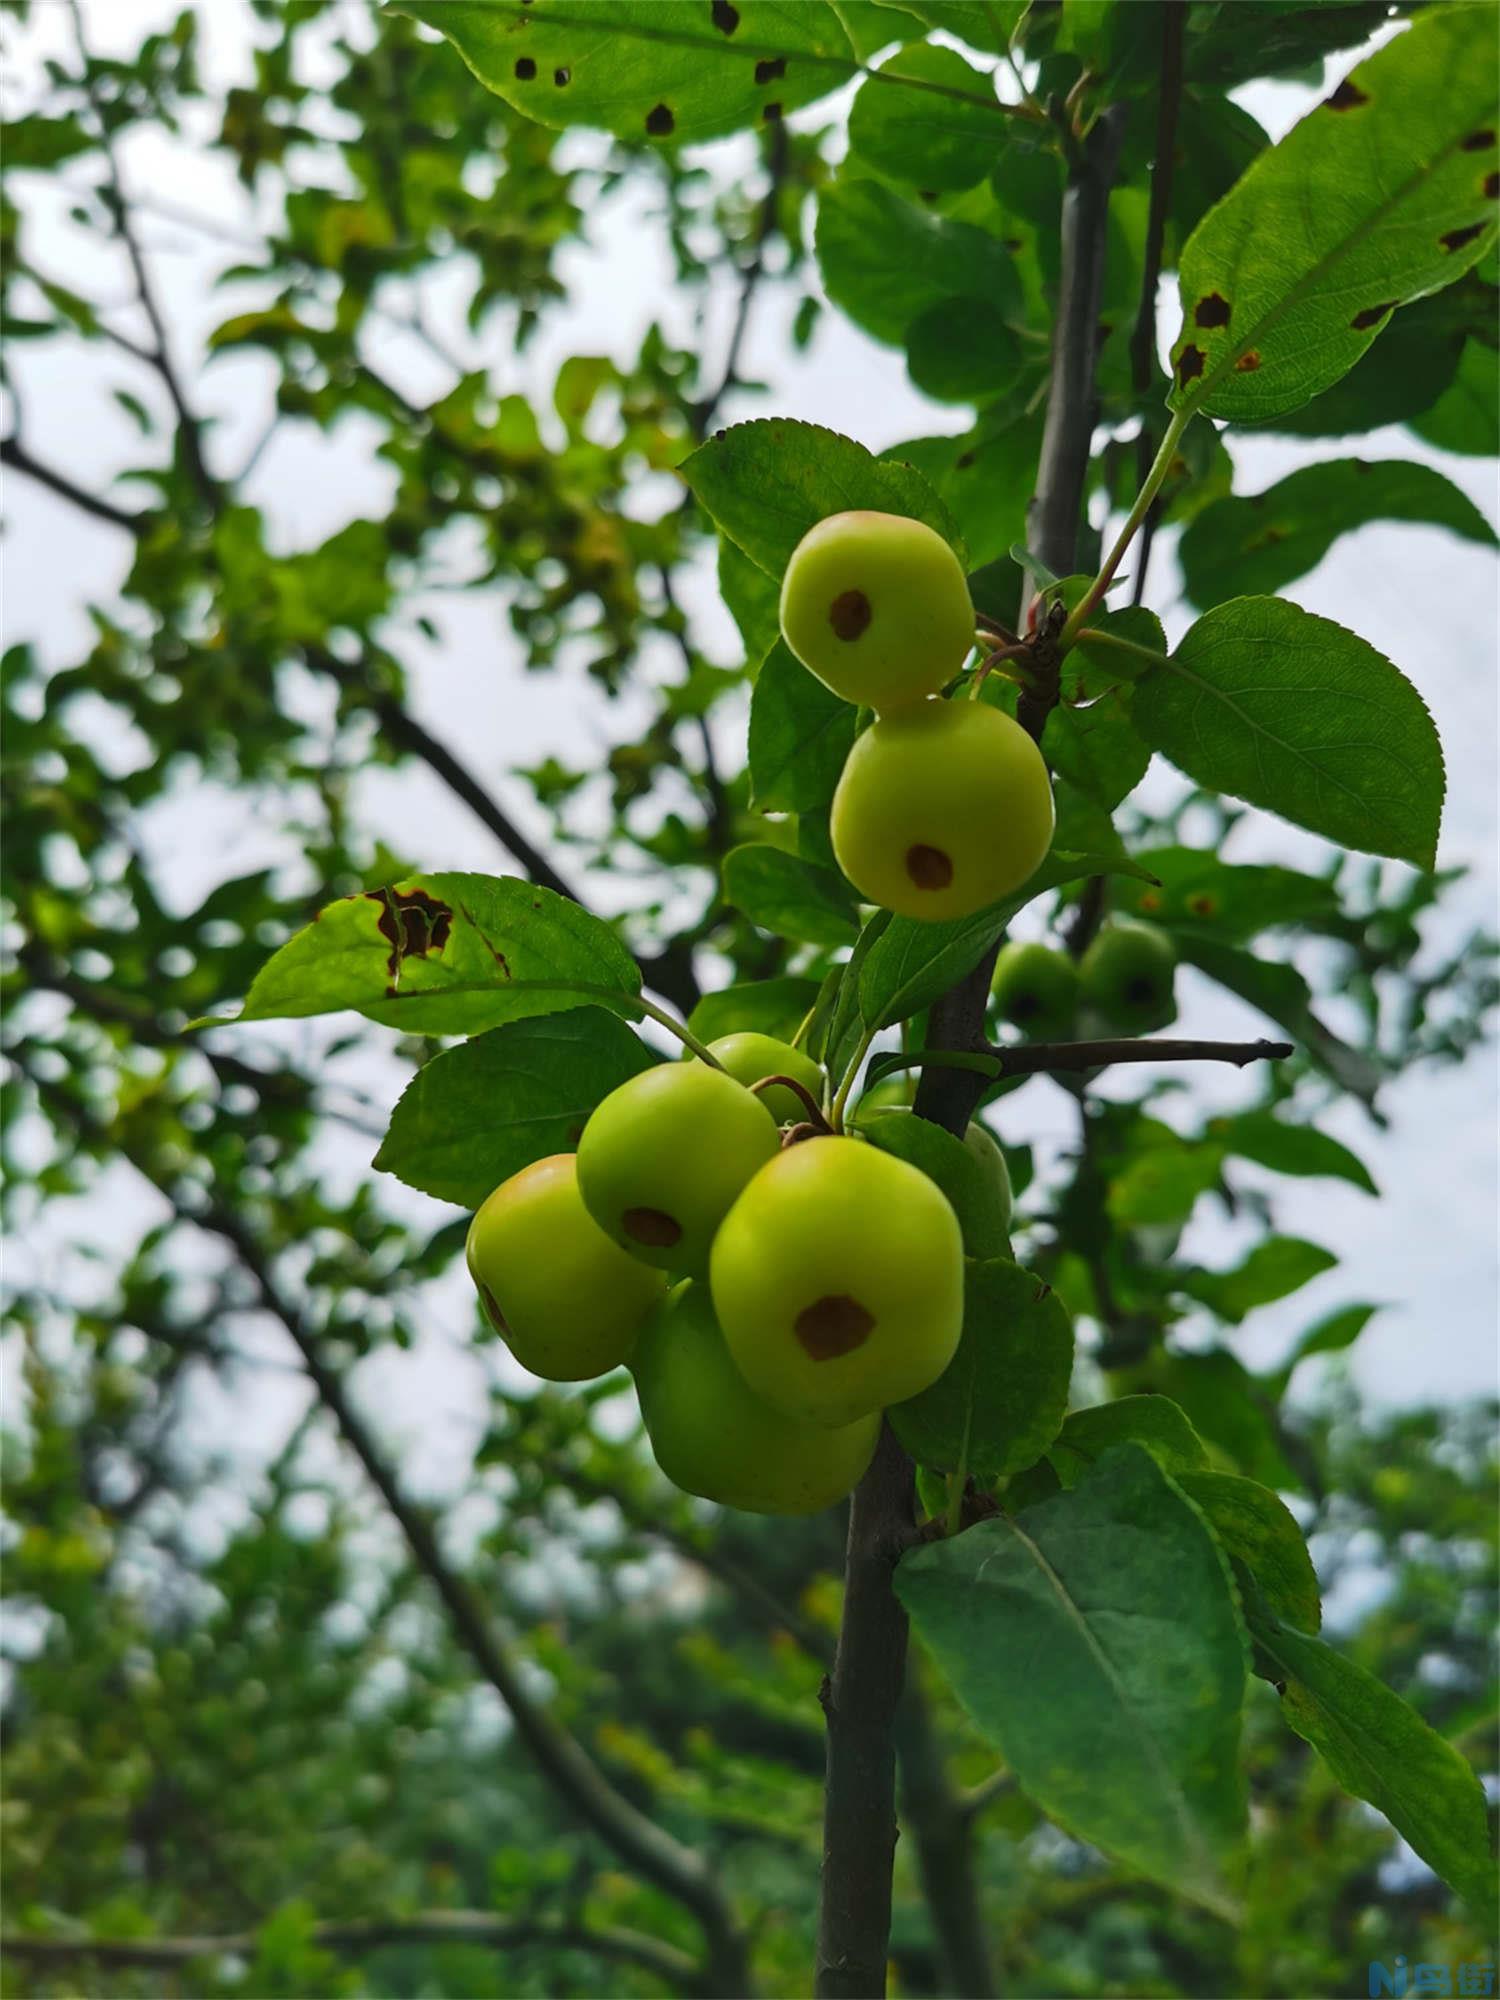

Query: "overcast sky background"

xmin=3 ymin=1 xmax=1497 ymax=1515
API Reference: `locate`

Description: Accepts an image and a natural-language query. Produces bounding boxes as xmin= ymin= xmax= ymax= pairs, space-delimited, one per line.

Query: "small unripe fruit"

xmin=577 ymin=1060 xmax=779 ymax=1275
xmin=710 ymin=1136 xmax=964 ymax=1428
xmin=1080 ymin=920 xmax=1178 ymax=1033
xmin=633 ymin=1283 xmax=880 ymax=1514
xmin=779 ymin=510 xmax=974 ymax=712
xmin=832 ymin=698 xmax=1054 ymax=922
xmin=962 ymin=1118 xmax=1014 ymax=1241
xmin=702 ymin=1032 xmax=824 ymax=1127
xmin=991 ymin=940 xmax=1081 ymax=1039
xmin=466 ymin=1155 xmax=666 ymax=1380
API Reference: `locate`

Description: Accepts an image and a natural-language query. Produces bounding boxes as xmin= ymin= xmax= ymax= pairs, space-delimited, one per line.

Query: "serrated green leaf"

xmin=898 ymin=1444 xmax=1248 ymax=1917
xmin=681 ymin=418 xmax=963 ymax=576
xmin=1179 ymin=459 xmax=1496 ymax=608
xmin=238 ymin=873 xmax=640 ymax=1036
xmin=1048 ymin=1394 xmax=1211 ymax=1485
xmin=816 ymin=174 xmax=1023 ymax=348
xmin=848 ymin=42 xmax=1002 ymax=189
xmin=1132 ymin=597 xmax=1446 ymax=868
xmin=372 ymin=1007 xmax=654 ymax=1208
xmin=1169 ymin=7 xmax=1499 ymax=421
xmin=399 ymin=0 xmax=854 ymax=145
xmin=1043 ymin=692 xmax=1151 ymax=811
xmin=862 ymin=1114 xmax=1012 ymax=1260
xmin=1179 ymin=1472 xmax=1320 ymax=1632
xmin=881 ymin=412 xmax=1042 ymax=569
xmin=722 ymin=843 xmax=859 ymax=946
xmin=747 ymin=640 xmax=858 ymax=813
xmin=1179 ymin=1236 xmax=1337 ymax=1324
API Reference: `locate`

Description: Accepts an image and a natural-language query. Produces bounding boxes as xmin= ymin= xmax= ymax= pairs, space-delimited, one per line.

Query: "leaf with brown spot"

xmin=1169 ymin=7 xmax=1499 ymax=422
xmin=1194 ymin=292 xmax=1231 ymax=328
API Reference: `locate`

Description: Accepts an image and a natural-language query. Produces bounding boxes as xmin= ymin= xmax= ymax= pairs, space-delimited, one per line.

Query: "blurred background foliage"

xmin=0 ymin=1 xmax=1495 ymax=1995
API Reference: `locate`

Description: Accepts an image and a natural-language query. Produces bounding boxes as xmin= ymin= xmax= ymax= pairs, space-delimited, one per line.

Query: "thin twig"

xmin=1129 ymin=1 xmax=1187 ymax=607
xmin=1 ymin=436 xmax=146 ymax=534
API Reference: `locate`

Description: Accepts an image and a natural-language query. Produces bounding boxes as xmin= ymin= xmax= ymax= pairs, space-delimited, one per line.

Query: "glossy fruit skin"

xmin=633 ymin=1283 xmax=880 ymax=1514
xmin=576 ymin=1060 xmax=779 ymax=1276
xmin=991 ymin=939 xmax=1081 ymax=1039
xmin=779 ymin=510 xmax=974 ymax=712
xmin=962 ymin=1119 xmax=1014 ymax=1241
xmin=710 ymin=1135 xmax=964 ymax=1428
xmin=832 ymin=698 xmax=1055 ymax=922
xmin=703 ymin=1033 xmax=824 ymax=1127
xmin=1080 ymin=920 xmax=1178 ymax=1032
xmin=466 ymin=1155 xmax=666 ymax=1381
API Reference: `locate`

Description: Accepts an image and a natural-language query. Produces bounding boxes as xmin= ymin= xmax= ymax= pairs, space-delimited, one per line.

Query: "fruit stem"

xmin=630 ymin=994 xmax=725 ymax=1069
xmin=790 ymin=1004 xmax=818 ymax=1051
xmin=828 ymin=1028 xmax=876 ymax=1133
xmin=750 ymin=1073 xmax=829 ymax=1129
xmin=1058 ymin=404 xmax=1191 ymax=647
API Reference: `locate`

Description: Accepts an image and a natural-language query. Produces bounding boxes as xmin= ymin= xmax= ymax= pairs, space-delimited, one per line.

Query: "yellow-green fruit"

xmin=962 ymin=1118 xmax=1014 ymax=1240
xmin=576 ymin=1060 xmax=779 ymax=1275
xmin=710 ymin=1136 xmax=964 ymax=1427
xmin=779 ymin=510 xmax=974 ymax=712
xmin=991 ymin=939 xmax=1081 ymax=1038
xmin=704 ymin=1033 xmax=824 ymax=1127
xmin=466 ymin=1155 xmax=666 ymax=1381
xmin=831 ymin=699 xmax=1055 ymax=922
xmin=1080 ymin=920 xmax=1178 ymax=1033
xmin=633 ymin=1283 xmax=880 ymax=1514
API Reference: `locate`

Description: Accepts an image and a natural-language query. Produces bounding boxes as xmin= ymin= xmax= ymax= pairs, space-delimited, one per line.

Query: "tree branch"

xmin=895 ymin=1677 xmax=995 ymax=1997
xmin=1 ymin=435 xmax=146 ymax=535
xmin=997 ymin=1034 xmax=1293 ymax=1077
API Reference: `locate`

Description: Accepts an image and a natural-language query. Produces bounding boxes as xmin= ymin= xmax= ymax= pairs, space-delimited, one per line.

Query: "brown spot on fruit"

xmin=829 ymin=588 xmax=872 ymax=641
xmin=366 ymin=886 xmax=453 ymax=980
xmin=795 ymin=1294 xmax=876 ymax=1361
xmin=1441 ymin=222 xmax=1485 ymax=253
xmin=755 ymin=57 xmax=785 ymax=83
xmin=478 ymin=1284 xmax=509 ymax=1335
xmin=1194 ymin=291 xmax=1231 ymax=329
xmin=1325 ymin=79 xmax=1369 ymax=111
xmin=1461 ymin=128 xmax=1497 ymax=151
xmin=646 ymin=103 xmax=675 ymax=136
xmin=623 ymin=1206 xmax=682 ymax=1248
xmin=762 ymin=101 xmax=783 ymax=122
xmin=1350 ymin=301 xmax=1397 ymax=329
xmin=905 ymin=844 xmax=954 ymax=891
xmin=1176 ymin=343 xmax=1206 ymax=385
xmin=1125 ymin=976 xmax=1159 ymax=1007
xmin=514 ymin=56 xmax=536 ymax=80
xmin=711 ymin=0 xmax=740 ymax=31
xmin=1234 ymin=349 xmax=1262 ymax=372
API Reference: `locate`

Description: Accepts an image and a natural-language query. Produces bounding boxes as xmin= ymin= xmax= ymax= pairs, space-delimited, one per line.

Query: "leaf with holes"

xmin=816 ymin=174 xmax=1023 ymax=348
xmin=897 ymin=1443 xmax=1248 ymax=1917
xmin=1179 ymin=459 xmax=1496 ymax=608
xmin=681 ymin=419 xmax=963 ymax=576
xmin=748 ymin=641 xmax=858 ymax=812
xmin=373 ymin=1007 xmax=655 ymax=1208
xmin=1168 ymin=7 xmax=1499 ymax=421
xmin=1131 ymin=597 xmax=1445 ymax=868
xmin=236 ymin=874 xmax=640 ymax=1036
xmin=399 ymin=0 xmax=855 ymax=145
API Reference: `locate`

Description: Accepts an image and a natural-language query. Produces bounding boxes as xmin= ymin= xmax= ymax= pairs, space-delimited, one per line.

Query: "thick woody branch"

xmin=993 ymin=1034 xmax=1294 ymax=1079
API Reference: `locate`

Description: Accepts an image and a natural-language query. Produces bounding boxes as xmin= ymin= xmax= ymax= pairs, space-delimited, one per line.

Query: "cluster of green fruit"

xmin=780 ymin=510 xmax=1054 ymax=922
xmin=465 ymin=1033 xmax=1010 ymax=1515
xmin=991 ymin=921 xmax=1178 ymax=1038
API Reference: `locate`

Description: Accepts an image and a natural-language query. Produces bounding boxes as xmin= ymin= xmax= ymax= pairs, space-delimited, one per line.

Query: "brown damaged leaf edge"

xmin=1350 ymin=301 xmax=1398 ymax=329
xmin=1175 ymin=343 xmax=1206 ymax=385
xmin=365 ymin=886 xmax=454 ymax=982
xmin=1324 ymin=79 xmax=1370 ymax=112
xmin=711 ymin=0 xmax=739 ymax=33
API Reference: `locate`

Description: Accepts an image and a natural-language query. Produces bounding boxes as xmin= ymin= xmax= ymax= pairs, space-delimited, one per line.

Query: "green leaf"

xmin=875 ymin=0 xmax=1026 ymax=53
xmin=1277 ymin=1302 xmax=1382 ymax=1388
xmin=831 ymin=0 xmax=923 ymax=62
xmin=1179 ymin=1236 xmax=1337 ymax=1324
xmin=373 ymin=1008 xmax=654 ymax=1208
xmin=815 ymin=174 xmax=1022 ymax=348
xmin=1047 ymin=1395 xmax=1210 ymax=1485
xmin=862 ymin=1114 xmax=1012 ymax=1260
xmin=747 ymin=641 xmax=858 ymax=813
xmin=1168 ymin=7 xmax=1500 ymax=421
xmin=1212 ymin=1110 xmax=1377 ymax=1196
xmin=898 ymin=1444 xmax=1248 ymax=1917
xmin=1411 ymin=335 xmax=1500 ymax=456
xmin=1132 ymin=597 xmax=1446 ymax=869
xmin=905 ymin=298 xmax=1026 ymax=404
xmin=680 ymin=418 xmax=962 ymax=577
xmin=1042 ymin=693 xmax=1151 ymax=812
xmin=238 ymin=874 xmax=640 ymax=1037
xmin=688 ymin=976 xmax=822 ymax=1044
xmin=823 ymin=909 xmax=894 ymax=1082
xmin=1179 ymin=459 xmax=1497 ymax=608
xmin=1107 ymin=1138 xmax=1225 ymax=1230
xmin=891 ymin=1258 xmax=1072 ymax=1478
xmin=848 ymin=43 xmax=1003 ymax=190
xmin=1113 ymin=847 xmax=1341 ymax=942
xmin=882 ymin=413 xmax=1042 ymax=569
xmin=1151 ymin=1351 xmax=1298 ymax=1489
xmin=398 ymin=0 xmax=855 ymax=145
xmin=721 ymin=843 xmax=859 ymax=946
xmin=720 ymin=535 xmax=782 ymax=665
xmin=1178 ymin=1472 xmax=1320 ymax=1632
xmin=1249 ymin=1601 xmax=1497 ymax=1927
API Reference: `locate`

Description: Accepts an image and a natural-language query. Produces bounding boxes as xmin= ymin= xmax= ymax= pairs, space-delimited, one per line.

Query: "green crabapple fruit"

xmin=465 ymin=1154 xmax=666 ymax=1381
xmin=702 ymin=1032 xmax=824 ymax=1127
xmin=1080 ymin=920 xmax=1178 ymax=1033
xmin=632 ymin=1282 xmax=881 ymax=1514
xmin=991 ymin=939 xmax=1081 ymax=1038
xmin=709 ymin=1135 xmax=964 ymax=1428
xmin=779 ymin=510 xmax=974 ymax=712
xmin=576 ymin=1059 xmax=779 ymax=1275
xmin=831 ymin=697 xmax=1054 ymax=922
xmin=962 ymin=1117 xmax=1014 ymax=1241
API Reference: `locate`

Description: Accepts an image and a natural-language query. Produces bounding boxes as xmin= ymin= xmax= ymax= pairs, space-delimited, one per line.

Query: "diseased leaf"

xmin=1114 ymin=847 xmax=1341 ymax=941
xmin=1132 ymin=597 xmax=1446 ymax=869
xmin=748 ymin=641 xmax=858 ymax=813
xmin=815 ymin=174 xmax=1022 ymax=348
xmin=722 ymin=844 xmax=860 ymax=947
xmin=1178 ymin=1472 xmax=1320 ymax=1632
xmin=882 ymin=413 xmax=1042 ymax=569
xmin=1179 ymin=459 xmax=1496 ymax=608
xmin=373 ymin=1008 xmax=654 ymax=1207
xmin=1168 ymin=8 xmax=1499 ymax=421
xmin=848 ymin=43 xmax=1002 ymax=190
xmin=681 ymin=418 xmax=962 ymax=576
xmin=238 ymin=874 xmax=640 ymax=1037
xmin=399 ymin=0 xmax=855 ymax=145
xmin=898 ymin=1444 xmax=1248 ymax=1916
